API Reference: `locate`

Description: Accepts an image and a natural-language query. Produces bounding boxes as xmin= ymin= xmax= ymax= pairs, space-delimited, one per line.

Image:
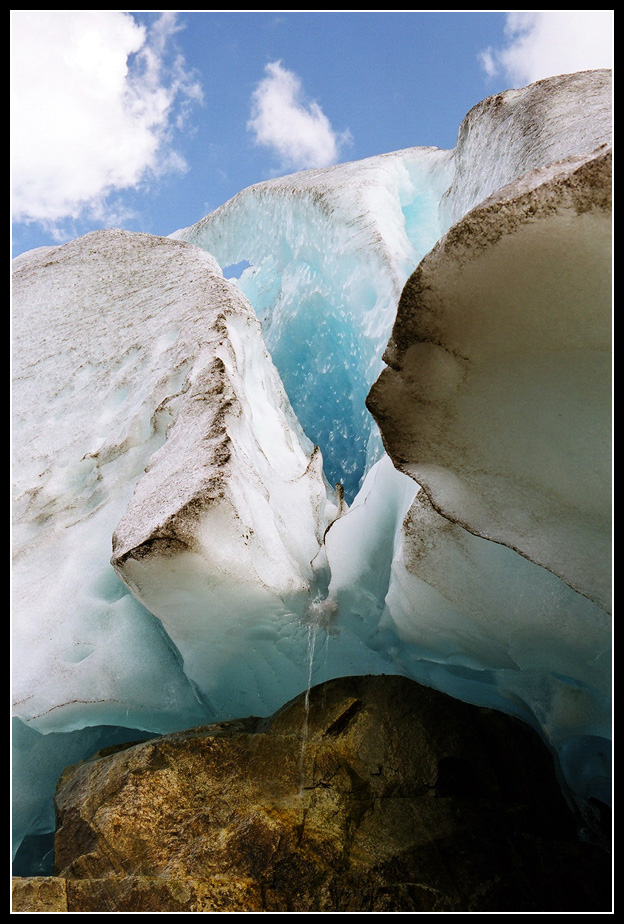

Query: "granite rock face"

xmin=44 ymin=675 xmax=610 ymax=912
xmin=11 ymin=874 xmax=262 ymax=913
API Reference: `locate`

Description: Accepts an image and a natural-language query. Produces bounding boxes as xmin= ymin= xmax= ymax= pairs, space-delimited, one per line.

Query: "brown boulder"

xmin=48 ymin=675 xmax=609 ymax=912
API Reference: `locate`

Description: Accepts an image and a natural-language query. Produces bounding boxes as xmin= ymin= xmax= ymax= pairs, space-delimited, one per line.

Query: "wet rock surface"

xmin=15 ymin=675 xmax=611 ymax=912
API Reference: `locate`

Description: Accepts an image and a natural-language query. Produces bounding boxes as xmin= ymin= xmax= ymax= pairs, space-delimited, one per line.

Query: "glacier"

xmin=12 ymin=69 xmax=612 ymax=866
xmin=172 ymin=145 xmax=455 ymax=502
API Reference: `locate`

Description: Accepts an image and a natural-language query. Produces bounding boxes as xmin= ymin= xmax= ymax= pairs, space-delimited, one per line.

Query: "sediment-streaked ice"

xmin=12 ymin=70 xmax=612 ymax=863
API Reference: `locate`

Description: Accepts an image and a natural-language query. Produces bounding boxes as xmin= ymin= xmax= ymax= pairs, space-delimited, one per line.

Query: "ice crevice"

xmin=12 ymin=69 xmax=612 ymax=865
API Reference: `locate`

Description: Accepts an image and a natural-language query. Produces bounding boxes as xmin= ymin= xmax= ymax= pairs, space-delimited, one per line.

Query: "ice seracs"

xmin=172 ymin=146 xmax=455 ymax=501
xmin=439 ymin=69 xmax=612 ymax=228
xmin=368 ymin=145 xmax=612 ymax=612
xmin=110 ymin=259 xmax=340 ymax=718
xmin=11 ymin=230 xmax=338 ymax=856
xmin=13 ymin=228 xmax=339 ymax=730
xmin=12 ymin=70 xmax=612 ymax=865
xmin=366 ymin=117 xmax=611 ymax=807
xmin=13 ymin=231 xmax=217 ymax=736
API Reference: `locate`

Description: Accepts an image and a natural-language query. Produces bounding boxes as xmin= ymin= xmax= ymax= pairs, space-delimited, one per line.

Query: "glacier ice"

xmin=368 ymin=147 xmax=612 ymax=612
xmin=439 ymin=69 xmax=613 ymax=229
xmin=365 ymin=141 xmax=612 ymax=805
xmin=109 ymin=245 xmax=342 ymax=718
xmin=12 ymin=70 xmax=612 ymax=862
xmin=13 ymin=232 xmax=229 ymax=735
xmin=172 ymin=146 xmax=455 ymax=502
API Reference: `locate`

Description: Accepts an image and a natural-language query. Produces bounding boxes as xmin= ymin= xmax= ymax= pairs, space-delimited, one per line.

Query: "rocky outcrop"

xmin=13 ymin=675 xmax=609 ymax=912
xmin=11 ymin=874 xmax=262 ymax=913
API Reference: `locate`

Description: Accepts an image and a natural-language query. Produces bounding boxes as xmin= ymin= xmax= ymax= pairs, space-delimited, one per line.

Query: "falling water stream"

xmin=297 ymin=584 xmax=338 ymax=804
xmin=298 ymin=622 xmax=318 ymax=800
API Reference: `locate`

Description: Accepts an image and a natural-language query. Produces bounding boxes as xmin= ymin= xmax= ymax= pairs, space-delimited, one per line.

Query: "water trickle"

xmin=298 ymin=622 xmax=318 ymax=799
xmin=297 ymin=590 xmax=338 ymax=800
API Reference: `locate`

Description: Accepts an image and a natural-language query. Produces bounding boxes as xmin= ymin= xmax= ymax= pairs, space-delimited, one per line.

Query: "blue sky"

xmin=10 ymin=11 xmax=613 ymax=258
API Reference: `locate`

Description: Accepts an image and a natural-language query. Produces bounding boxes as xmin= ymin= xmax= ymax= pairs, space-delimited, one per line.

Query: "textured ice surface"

xmin=109 ymin=266 xmax=342 ymax=717
xmin=369 ymin=148 xmax=612 ymax=612
xmin=440 ymin=69 xmax=613 ymax=228
xmin=173 ymin=70 xmax=612 ymax=505
xmin=12 ymin=71 xmax=612 ymax=860
xmin=173 ymin=147 xmax=455 ymax=501
xmin=13 ymin=229 xmax=340 ymax=731
xmin=12 ymin=232 xmax=221 ymax=737
xmin=366 ymin=147 xmax=612 ymax=811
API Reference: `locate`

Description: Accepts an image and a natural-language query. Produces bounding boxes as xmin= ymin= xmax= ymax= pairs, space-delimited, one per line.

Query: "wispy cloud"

xmin=479 ymin=11 xmax=613 ymax=86
xmin=10 ymin=11 xmax=202 ymax=228
xmin=248 ymin=60 xmax=351 ymax=171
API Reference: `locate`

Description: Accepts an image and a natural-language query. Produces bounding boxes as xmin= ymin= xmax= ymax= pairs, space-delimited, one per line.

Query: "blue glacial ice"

xmin=173 ymin=147 xmax=455 ymax=502
xmin=12 ymin=70 xmax=612 ymax=865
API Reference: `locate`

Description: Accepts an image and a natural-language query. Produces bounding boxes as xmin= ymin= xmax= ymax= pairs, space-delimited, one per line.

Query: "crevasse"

xmin=173 ymin=148 xmax=455 ymax=501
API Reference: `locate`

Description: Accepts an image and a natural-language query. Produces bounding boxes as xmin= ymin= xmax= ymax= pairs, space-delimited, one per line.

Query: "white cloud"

xmin=248 ymin=60 xmax=351 ymax=171
xmin=10 ymin=11 xmax=202 ymax=225
xmin=479 ymin=11 xmax=613 ymax=86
